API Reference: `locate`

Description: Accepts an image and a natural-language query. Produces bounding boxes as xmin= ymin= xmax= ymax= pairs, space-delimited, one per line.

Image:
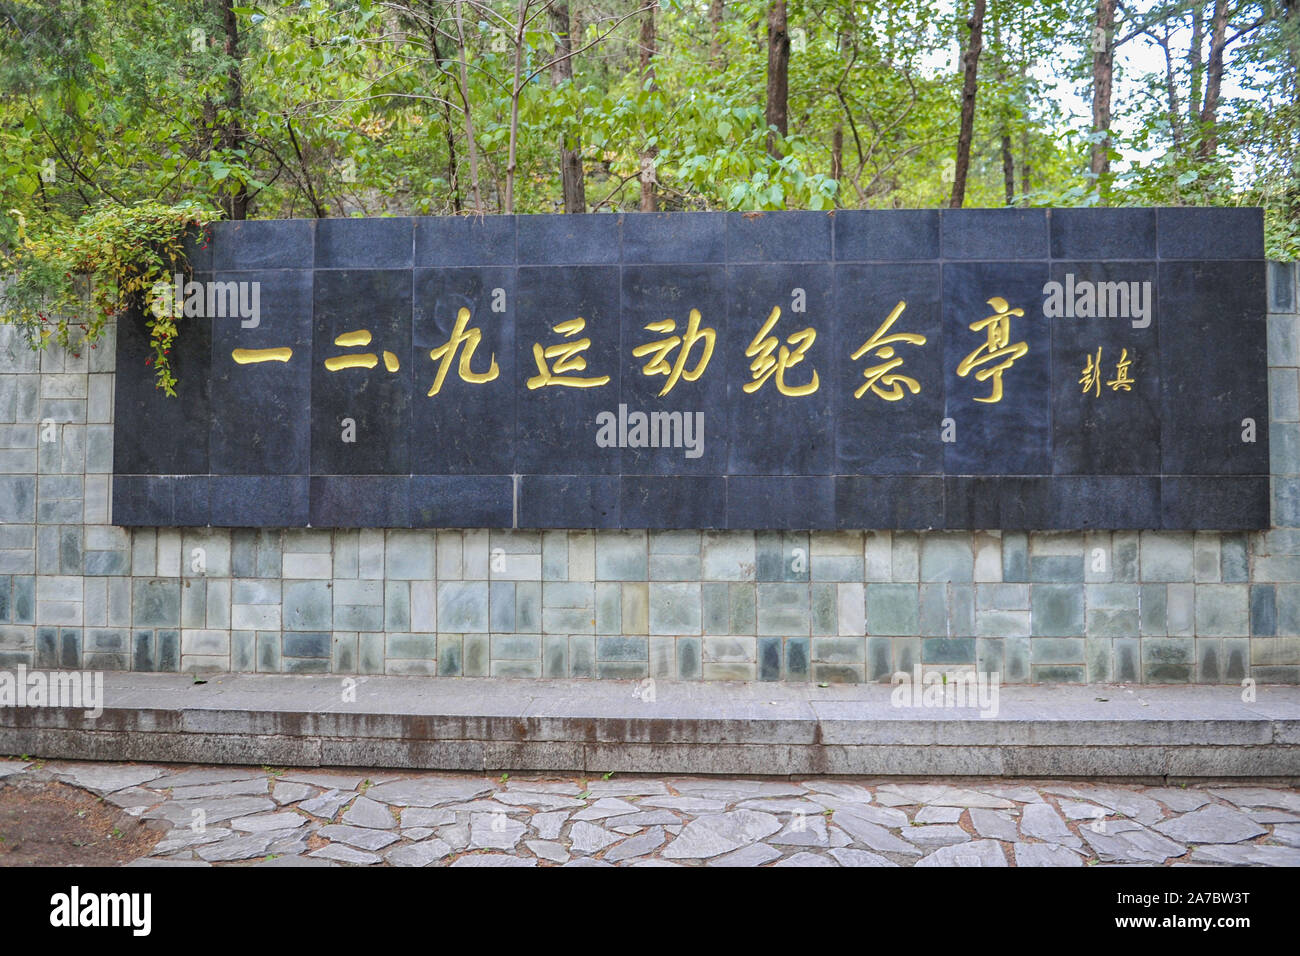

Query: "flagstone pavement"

xmin=3 ymin=759 xmax=1299 ymax=866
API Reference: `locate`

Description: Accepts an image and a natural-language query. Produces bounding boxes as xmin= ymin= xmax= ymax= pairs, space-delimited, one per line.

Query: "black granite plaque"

xmin=112 ymin=208 xmax=1271 ymax=530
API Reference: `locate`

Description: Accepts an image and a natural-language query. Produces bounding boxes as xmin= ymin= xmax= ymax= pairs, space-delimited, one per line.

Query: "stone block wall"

xmin=0 ymin=262 xmax=1297 ymax=683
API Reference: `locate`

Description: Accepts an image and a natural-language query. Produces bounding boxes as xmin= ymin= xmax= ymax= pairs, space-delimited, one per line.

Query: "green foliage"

xmin=0 ymin=200 xmax=220 ymax=395
xmin=0 ymin=0 xmax=1294 ymax=258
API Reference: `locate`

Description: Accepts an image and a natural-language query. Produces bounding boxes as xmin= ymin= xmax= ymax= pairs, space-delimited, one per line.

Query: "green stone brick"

xmin=1195 ymin=584 xmax=1249 ymax=637
xmin=812 ymin=636 xmax=864 ymax=664
xmin=1003 ymin=636 xmax=1030 ymax=682
xmin=703 ymin=636 xmax=754 ymax=662
xmin=728 ymin=582 xmax=756 ymax=635
xmin=1196 ymin=638 xmax=1222 ymax=682
xmin=811 ymin=554 xmax=863 ymax=582
xmin=650 ymin=553 xmax=700 ymax=580
xmin=463 ymin=633 xmax=489 ymax=676
xmin=598 ymin=660 xmax=648 ymax=679
xmin=543 ymin=635 xmax=567 ymax=678
xmin=977 ymin=584 xmax=1029 ymax=611
xmin=922 ymin=637 xmax=974 ymax=664
xmin=1139 ymin=584 xmax=1166 ymax=636
xmin=595 ymin=582 xmax=621 ymax=635
xmin=231 ymin=631 xmax=255 ymax=672
xmin=596 ymin=531 xmax=647 ymax=581
xmin=650 ymin=530 xmax=700 ymax=555
xmin=1032 ymin=636 xmax=1084 ymax=663
xmin=1112 ymin=532 xmax=1139 ymax=582
xmin=493 ymin=660 xmax=541 ymax=678
xmin=1142 ymin=637 xmax=1193 ymax=682
xmin=1140 ymin=532 xmax=1194 ymax=582
xmin=702 ymin=532 xmax=756 ymax=581
xmin=757 ymin=583 xmax=810 ymax=635
xmin=1030 ymin=585 xmax=1083 ymax=637
xmin=1002 ymin=532 xmax=1028 ymax=583
xmin=1030 ymin=665 xmax=1085 ymax=683
xmin=649 ymin=636 xmax=674 ymax=678
xmin=1085 ymin=638 xmax=1112 ymax=682
xmin=257 ymin=631 xmax=281 ymax=673
xmin=920 ymin=534 xmax=973 ymax=582
xmin=1193 ymin=533 xmax=1222 ymax=582
xmin=866 ymin=583 xmax=918 ymax=636
xmin=1029 ymin=555 xmax=1084 ymax=583
xmin=569 ymin=635 xmax=594 ymax=678
xmin=1223 ymin=638 xmax=1249 ymax=681
xmin=515 ymin=581 xmax=541 ymax=633
xmin=975 ymin=637 xmax=1003 ymax=677
xmin=811 ymin=583 xmax=837 ymax=635
xmin=489 ymin=581 xmax=515 ymax=633
xmin=649 ymin=582 xmax=701 ymax=635
xmin=437 ymin=634 xmax=462 ymax=677
xmin=812 ymin=662 xmax=862 ymax=683
xmin=1087 ymin=607 xmax=1139 ymax=638
xmin=701 ymin=582 xmax=729 ymax=635
xmin=785 ymin=637 xmax=810 ymax=681
xmin=1115 ymin=637 xmax=1139 ymax=682
xmin=597 ymin=635 xmax=648 ymax=661
xmin=491 ymin=634 xmax=540 ymax=660
xmin=676 ymin=636 xmax=701 ymax=680
xmin=894 ymin=635 xmax=921 ymax=675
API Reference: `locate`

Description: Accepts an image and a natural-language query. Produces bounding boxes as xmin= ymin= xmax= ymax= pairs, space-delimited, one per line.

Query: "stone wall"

xmin=0 ymin=261 xmax=1297 ymax=683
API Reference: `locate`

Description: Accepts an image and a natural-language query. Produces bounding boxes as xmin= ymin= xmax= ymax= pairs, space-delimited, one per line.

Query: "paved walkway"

xmin=3 ymin=760 xmax=1299 ymax=866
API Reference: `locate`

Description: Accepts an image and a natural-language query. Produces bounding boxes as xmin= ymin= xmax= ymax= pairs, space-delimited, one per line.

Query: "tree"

xmin=1090 ymin=0 xmax=1116 ymax=185
xmin=765 ymin=0 xmax=789 ymax=159
xmin=950 ymin=0 xmax=986 ymax=208
xmin=639 ymin=0 xmax=659 ymax=211
xmin=550 ymin=0 xmax=586 ymax=212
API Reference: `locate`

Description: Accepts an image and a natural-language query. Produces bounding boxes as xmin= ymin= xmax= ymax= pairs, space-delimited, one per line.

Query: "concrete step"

xmin=2 ymin=672 xmax=1298 ymax=778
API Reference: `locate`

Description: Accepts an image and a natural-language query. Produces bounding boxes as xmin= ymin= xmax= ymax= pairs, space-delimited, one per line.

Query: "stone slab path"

xmin=5 ymin=760 xmax=1300 ymax=867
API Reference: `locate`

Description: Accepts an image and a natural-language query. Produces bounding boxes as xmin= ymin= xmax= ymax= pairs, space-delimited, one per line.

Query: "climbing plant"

xmin=1 ymin=200 xmax=220 ymax=396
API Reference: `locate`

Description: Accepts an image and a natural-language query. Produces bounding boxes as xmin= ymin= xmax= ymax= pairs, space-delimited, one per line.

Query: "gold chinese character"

xmin=324 ymin=329 xmax=399 ymax=373
xmin=850 ymin=301 xmax=927 ymax=401
xmin=1107 ymin=348 xmax=1135 ymax=392
xmin=955 ymin=296 xmax=1027 ymax=404
xmin=1080 ymin=347 xmax=1103 ymax=397
xmin=743 ymin=306 xmax=819 ymax=396
xmin=526 ymin=317 xmax=610 ymax=389
xmin=631 ymin=308 xmax=716 ymax=397
xmin=232 ymin=348 xmax=292 ymax=365
xmin=426 ymin=308 xmax=499 ymax=396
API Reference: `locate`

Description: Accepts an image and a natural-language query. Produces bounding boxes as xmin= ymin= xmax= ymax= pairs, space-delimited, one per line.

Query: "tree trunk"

xmin=1189 ymin=2 xmax=1205 ymax=128
xmin=709 ymin=0 xmax=724 ymax=67
xmin=993 ymin=19 xmax=1014 ymax=205
xmin=452 ymin=0 xmax=483 ymax=213
xmin=504 ymin=0 xmax=528 ymax=214
xmin=639 ymin=0 xmax=658 ymax=211
xmin=426 ymin=21 xmax=462 ymax=213
xmin=1020 ymin=123 xmax=1031 ymax=201
xmin=831 ymin=124 xmax=843 ymax=182
xmin=550 ymin=0 xmax=586 ymax=212
xmin=1089 ymin=0 xmax=1115 ymax=183
xmin=949 ymin=0 xmax=985 ymax=208
xmin=1157 ymin=26 xmax=1185 ymax=149
xmin=216 ymin=0 xmax=248 ymax=219
xmin=765 ymin=0 xmax=789 ymax=159
xmin=1000 ymin=133 xmax=1015 ymax=205
xmin=1197 ymin=0 xmax=1229 ymax=160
